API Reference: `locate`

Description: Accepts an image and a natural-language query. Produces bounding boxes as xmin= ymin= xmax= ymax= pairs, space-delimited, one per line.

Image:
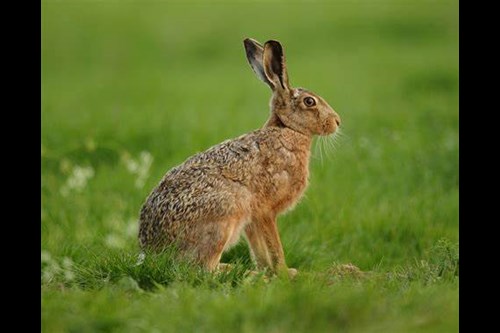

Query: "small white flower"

xmin=125 ymin=159 xmax=139 ymax=173
xmin=41 ymin=250 xmax=52 ymax=264
xmin=62 ymin=257 xmax=73 ymax=269
xmin=41 ymin=253 xmax=77 ymax=284
xmin=105 ymin=233 xmax=126 ymax=249
xmin=136 ymin=252 xmax=146 ymax=266
xmin=122 ymin=151 xmax=154 ymax=189
xmin=64 ymin=270 xmax=75 ymax=281
xmin=42 ymin=260 xmax=61 ymax=283
xmin=42 ymin=270 xmax=55 ymax=283
xmin=60 ymin=165 xmax=95 ymax=196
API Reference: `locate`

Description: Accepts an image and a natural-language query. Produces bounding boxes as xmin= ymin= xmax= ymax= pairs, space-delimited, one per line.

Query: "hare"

xmin=138 ymin=38 xmax=341 ymax=276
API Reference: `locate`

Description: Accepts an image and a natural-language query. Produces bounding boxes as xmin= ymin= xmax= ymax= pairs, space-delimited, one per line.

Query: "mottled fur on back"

xmin=138 ymin=38 xmax=341 ymax=275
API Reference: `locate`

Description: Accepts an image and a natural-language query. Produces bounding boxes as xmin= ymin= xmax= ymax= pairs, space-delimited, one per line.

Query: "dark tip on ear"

xmin=265 ymin=40 xmax=282 ymax=49
xmin=243 ymin=38 xmax=257 ymax=57
xmin=243 ymin=38 xmax=263 ymax=57
xmin=244 ymin=38 xmax=263 ymax=47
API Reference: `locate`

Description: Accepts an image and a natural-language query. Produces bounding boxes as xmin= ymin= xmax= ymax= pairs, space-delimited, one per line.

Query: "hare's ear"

xmin=263 ymin=40 xmax=290 ymax=92
xmin=243 ymin=38 xmax=273 ymax=88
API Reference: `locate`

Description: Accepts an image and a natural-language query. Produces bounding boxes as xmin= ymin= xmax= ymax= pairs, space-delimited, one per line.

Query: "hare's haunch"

xmin=138 ymin=38 xmax=341 ymax=275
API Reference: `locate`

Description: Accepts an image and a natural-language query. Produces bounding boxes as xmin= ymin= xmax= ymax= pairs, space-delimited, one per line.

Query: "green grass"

xmin=42 ymin=0 xmax=458 ymax=331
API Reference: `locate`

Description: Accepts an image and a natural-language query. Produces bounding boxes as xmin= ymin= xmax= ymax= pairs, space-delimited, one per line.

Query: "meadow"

xmin=42 ymin=0 xmax=458 ymax=332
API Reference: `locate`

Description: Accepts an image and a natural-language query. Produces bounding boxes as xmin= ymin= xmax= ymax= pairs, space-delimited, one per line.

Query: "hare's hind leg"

xmin=192 ymin=216 xmax=246 ymax=271
xmin=190 ymin=224 xmax=228 ymax=271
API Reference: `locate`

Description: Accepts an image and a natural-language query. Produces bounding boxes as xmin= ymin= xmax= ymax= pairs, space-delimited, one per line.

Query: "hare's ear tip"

xmin=264 ymin=40 xmax=284 ymax=51
xmin=243 ymin=38 xmax=259 ymax=46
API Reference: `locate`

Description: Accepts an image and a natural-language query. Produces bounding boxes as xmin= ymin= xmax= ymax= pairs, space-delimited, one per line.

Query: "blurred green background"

xmin=42 ymin=0 xmax=458 ymax=332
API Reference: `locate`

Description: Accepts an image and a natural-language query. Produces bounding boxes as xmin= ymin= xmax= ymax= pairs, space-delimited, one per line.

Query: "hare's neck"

xmin=265 ymin=115 xmax=312 ymax=151
xmin=276 ymin=127 xmax=313 ymax=156
xmin=263 ymin=113 xmax=285 ymax=128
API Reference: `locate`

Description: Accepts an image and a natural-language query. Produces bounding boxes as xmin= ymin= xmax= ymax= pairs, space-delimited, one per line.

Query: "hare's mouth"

xmin=320 ymin=118 xmax=338 ymax=136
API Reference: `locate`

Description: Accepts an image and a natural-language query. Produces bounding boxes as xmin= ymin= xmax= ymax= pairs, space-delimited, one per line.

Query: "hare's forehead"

xmin=292 ymin=88 xmax=307 ymax=98
xmin=292 ymin=88 xmax=313 ymax=98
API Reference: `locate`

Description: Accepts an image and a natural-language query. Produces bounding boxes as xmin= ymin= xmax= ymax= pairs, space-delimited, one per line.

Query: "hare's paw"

xmin=287 ymin=268 xmax=298 ymax=279
xmin=244 ymin=269 xmax=270 ymax=283
xmin=216 ymin=263 xmax=233 ymax=273
xmin=275 ymin=266 xmax=298 ymax=279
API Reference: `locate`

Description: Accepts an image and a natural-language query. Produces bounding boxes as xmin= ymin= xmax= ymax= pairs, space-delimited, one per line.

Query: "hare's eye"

xmin=304 ymin=97 xmax=316 ymax=107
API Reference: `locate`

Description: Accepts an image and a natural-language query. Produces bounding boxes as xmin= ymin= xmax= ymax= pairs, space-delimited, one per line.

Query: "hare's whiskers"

xmin=321 ymin=136 xmax=331 ymax=162
xmin=319 ymin=137 xmax=325 ymax=164
xmin=313 ymin=138 xmax=323 ymax=163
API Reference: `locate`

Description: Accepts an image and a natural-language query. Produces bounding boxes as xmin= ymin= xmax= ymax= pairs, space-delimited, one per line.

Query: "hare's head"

xmin=244 ymin=38 xmax=341 ymax=136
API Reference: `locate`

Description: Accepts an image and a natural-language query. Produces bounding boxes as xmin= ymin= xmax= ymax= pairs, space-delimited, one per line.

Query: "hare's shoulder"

xmin=182 ymin=129 xmax=270 ymax=166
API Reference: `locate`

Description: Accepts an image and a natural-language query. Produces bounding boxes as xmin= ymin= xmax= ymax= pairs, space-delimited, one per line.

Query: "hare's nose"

xmin=335 ymin=118 xmax=341 ymax=127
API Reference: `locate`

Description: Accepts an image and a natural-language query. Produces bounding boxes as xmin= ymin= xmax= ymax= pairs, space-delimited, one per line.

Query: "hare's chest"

xmin=262 ymin=148 xmax=310 ymax=214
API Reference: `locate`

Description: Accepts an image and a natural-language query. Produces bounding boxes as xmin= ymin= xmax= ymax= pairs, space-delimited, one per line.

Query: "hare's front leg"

xmin=244 ymin=215 xmax=297 ymax=277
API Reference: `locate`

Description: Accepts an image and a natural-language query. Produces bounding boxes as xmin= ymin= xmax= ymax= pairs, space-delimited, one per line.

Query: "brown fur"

xmin=138 ymin=39 xmax=341 ymax=275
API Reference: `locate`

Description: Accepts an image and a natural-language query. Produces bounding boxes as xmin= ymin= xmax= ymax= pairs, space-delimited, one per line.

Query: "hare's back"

xmin=140 ymin=128 xmax=272 ymax=225
xmin=143 ymin=165 xmax=248 ymax=222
